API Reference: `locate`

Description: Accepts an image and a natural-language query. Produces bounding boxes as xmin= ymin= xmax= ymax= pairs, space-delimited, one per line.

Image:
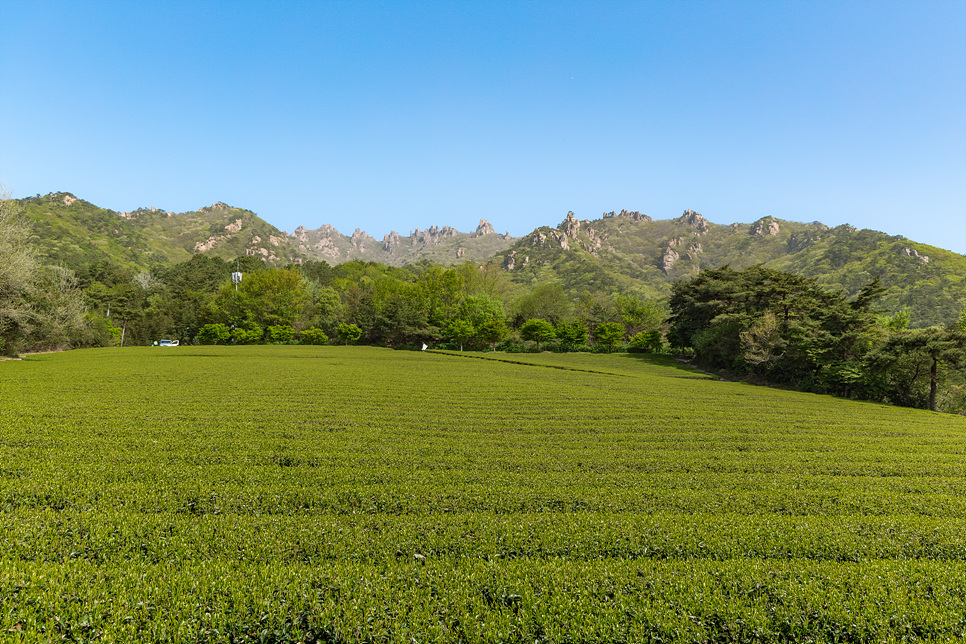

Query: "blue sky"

xmin=2 ymin=1 xmax=964 ymax=254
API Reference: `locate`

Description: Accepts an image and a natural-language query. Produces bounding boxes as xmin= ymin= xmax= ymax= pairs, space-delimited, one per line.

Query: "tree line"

xmin=72 ymin=256 xmax=669 ymax=354
xmin=667 ymin=265 xmax=966 ymax=413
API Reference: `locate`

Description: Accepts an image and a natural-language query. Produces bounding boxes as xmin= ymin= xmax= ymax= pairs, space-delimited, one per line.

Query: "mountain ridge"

xmin=14 ymin=191 xmax=966 ymax=328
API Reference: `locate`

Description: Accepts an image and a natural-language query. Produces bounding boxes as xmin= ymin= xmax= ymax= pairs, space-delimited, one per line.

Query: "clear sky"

xmin=2 ymin=1 xmax=964 ymax=254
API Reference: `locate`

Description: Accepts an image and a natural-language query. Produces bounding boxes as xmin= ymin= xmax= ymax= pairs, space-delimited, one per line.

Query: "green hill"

xmin=20 ymin=192 xmax=307 ymax=269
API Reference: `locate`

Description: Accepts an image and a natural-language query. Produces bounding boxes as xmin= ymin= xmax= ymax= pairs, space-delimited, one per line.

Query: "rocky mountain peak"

xmin=383 ymin=230 xmax=401 ymax=253
xmin=474 ymin=219 xmax=496 ymax=237
xmin=676 ymin=209 xmax=709 ymax=233
xmin=750 ymin=217 xmax=780 ymax=236
xmin=350 ymin=228 xmax=373 ymax=245
xmin=200 ymin=202 xmax=231 ymax=214
xmin=603 ymin=209 xmax=651 ymax=222
xmin=560 ymin=211 xmax=581 ymax=238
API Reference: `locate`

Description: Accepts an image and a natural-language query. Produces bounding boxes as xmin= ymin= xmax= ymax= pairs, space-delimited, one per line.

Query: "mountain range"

xmin=16 ymin=192 xmax=966 ymax=328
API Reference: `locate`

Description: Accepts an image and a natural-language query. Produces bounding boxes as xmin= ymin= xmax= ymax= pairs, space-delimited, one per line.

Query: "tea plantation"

xmin=1 ymin=346 xmax=965 ymax=642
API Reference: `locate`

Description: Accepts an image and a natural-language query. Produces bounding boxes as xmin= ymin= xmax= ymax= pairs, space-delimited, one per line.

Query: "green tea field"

xmin=2 ymin=346 xmax=965 ymax=642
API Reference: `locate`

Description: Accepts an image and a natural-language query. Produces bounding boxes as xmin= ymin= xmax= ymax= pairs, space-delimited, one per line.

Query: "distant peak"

xmin=677 ymin=209 xmax=709 ymax=233
xmin=559 ymin=211 xmax=580 ymax=237
xmin=41 ymin=191 xmax=79 ymax=207
xmin=750 ymin=217 xmax=780 ymax=236
xmin=351 ymin=228 xmax=373 ymax=244
xmin=199 ymin=202 xmax=231 ymax=214
xmin=474 ymin=219 xmax=495 ymax=237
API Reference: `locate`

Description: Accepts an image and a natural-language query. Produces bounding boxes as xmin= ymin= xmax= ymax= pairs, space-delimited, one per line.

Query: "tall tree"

xmin=514 ymin=283 xmax=572 ymax=327
xmin=617 ymin=295 xmax=666 ymax=336
xmin=444 ymin=319 xmax=475 ymax=351
xmin=209 ymin=266 xmax=310 ymax=331
xmin=0 ymin=189 xmax=40 ymax=352
xmin=520 ymin=318 xmax=557 ymax=349
xmin=869 ymin=328 xmax=966 ymax=411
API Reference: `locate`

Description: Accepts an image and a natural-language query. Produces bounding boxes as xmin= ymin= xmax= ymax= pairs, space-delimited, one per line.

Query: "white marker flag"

xmin=421 ymin=343 xmax=428 ymax=351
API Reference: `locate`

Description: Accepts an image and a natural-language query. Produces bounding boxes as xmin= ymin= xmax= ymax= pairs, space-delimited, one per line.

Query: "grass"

xmin=1 ymin=346 xmax=965 ymax=642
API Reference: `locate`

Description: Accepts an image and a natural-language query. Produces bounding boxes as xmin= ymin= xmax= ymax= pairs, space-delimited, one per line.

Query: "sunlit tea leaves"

xmin=1 ymin=346 xmax=964 ymax=641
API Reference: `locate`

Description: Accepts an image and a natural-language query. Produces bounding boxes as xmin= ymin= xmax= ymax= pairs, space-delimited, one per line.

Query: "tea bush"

xmin=1 ymin=346 xmax=964 ymax=641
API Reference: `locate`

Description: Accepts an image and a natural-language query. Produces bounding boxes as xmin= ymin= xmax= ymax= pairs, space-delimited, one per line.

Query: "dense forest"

xmin=2 ymin=194 xmax=965 ymax=414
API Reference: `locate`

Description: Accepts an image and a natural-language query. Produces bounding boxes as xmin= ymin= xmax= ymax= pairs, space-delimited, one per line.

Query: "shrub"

xmin=556 ymin=321 xmax=588 ymax=352
xmin=338 ymin=323 xmax=362 ymax=345
xmin=267 ymin=325 xmax=296 ymax=344
xmin=198 ymin=323 xmax=231 ymax=345
xmin=231 ymin=322 xmax=263 ymax=345
xmin=300 ymin=327 xmax=329 ymax=345
xmin=495 ymin=339 xmax=526 ymax=353
xmin=594 ymin=322 xmax=626 ymax=353
xmin=630 ymin=330 xmax=664 ymax=353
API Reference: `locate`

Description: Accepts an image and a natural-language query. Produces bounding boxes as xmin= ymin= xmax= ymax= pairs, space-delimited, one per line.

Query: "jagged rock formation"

xmin=901 ymin=247 xmax=930 ymax=263
xmin=656 ymin=237 xmax=702 ymax=272
xmin=245 ymin=235 xmax=280 ymax=261
xmin=193 ymin=236 xmax=223 ymax=253
xmin=286 ymin=219 xmax=517 ymax=267
xmin=677 ymin=209 xmax=709 ymax=233
xmin=560 ymin=211 xmax=581 ymax=238
xmin=504 ymin=250 xmax=517 ymax=270
xmin=503 ymin=249 xmax=530 ymax=270
xmin=603 ymin=209 xmax=651 ymax=222
xmin=383 ymin=231 xmax=401 ymax=253
xmin=750 ymin=217 xmax=780 ymax=236
xmin=200 ymin=202 xmax=231 ymax=214
xmin=660 ymin=247 xmax=680 ymax=274
xmin=502 ymin=208 xmax=890 ymax=285
xmin=474 ymin=219 xmax=495 ymax=236
xmin=410 ymin=225 xmax=458 ymax=246
xmin=293 ymin=224 xmax=342 ymax=260
xmin=351 ymin=229 xmax=373 ymax=246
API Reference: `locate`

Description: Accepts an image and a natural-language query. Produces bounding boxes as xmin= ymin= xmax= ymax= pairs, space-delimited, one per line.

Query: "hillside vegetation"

xmin=1 ymin=346 xmax=964 ymax=641
xmin=19 ymin=193 xmax=305 ymax=268
xmin=501 ymin=210 xmax=966 ymax=329
xmin=18 ymin=194 xmax=966 ymax=329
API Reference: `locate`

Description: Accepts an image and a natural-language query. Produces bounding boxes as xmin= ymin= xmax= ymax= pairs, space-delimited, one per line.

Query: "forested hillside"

xmin=498 ymin=210 xmax=966 ymax=328
xmin=16 ymin=193 xmax=966 ymax=329
xmin=19 ymin=193 xmax=306 ymax=268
